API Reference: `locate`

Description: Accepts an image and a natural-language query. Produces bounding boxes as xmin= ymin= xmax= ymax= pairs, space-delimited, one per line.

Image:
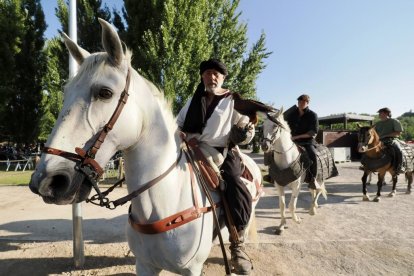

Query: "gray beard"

xmin=205 ymin=85 xmax=224 ymax=95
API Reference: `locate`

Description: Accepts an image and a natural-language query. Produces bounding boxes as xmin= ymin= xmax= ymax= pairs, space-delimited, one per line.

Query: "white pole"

xmin=68 ymin=0 xmax=85 ymax=268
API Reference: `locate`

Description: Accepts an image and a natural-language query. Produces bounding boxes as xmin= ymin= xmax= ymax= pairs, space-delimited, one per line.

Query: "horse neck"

xmin=273 ymin=128 xmax=300 ymax=168
xmin=122 ymin=77 xmax=191 ymax=219
xmin=124 ymin=82 xmax=181 ymax=187
xmin=365 ymin=135 xmax=383 ymax=157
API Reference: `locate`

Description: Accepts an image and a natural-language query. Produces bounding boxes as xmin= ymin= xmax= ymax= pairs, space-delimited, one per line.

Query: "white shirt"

xmin=177 ymin=94 xmax=250 ymax=148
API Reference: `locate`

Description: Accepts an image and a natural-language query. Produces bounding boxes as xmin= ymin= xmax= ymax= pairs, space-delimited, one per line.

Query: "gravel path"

xmin=1 ymin=154 xmax=413 ymax=275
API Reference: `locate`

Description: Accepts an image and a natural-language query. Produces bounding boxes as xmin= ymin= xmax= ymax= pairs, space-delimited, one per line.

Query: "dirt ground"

xmin=1 ymin=156 xmax=414 ymax=276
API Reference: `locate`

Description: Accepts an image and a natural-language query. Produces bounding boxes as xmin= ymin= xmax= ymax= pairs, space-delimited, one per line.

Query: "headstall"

xmin=42 ymin=68 xmax=131 ymax=206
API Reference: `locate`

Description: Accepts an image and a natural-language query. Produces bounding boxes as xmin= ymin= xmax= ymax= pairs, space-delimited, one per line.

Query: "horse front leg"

xmin=388 ymin=173 xmax=398 ymax=197
xmin=275 ymin=184 xmax=287 ymax=235
xmin=373 ymin=172 xmax=386 ymax=202
xmin=361 ymin=171 xmax=370 ymax=201
xmin=136 ymin=261 xmax=162 ymax=276
xmin=288 ymin=179 xmax=302 ymax=224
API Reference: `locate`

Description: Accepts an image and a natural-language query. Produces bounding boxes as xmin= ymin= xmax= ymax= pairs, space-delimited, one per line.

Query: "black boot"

xmin=230 ymin=230 xmax=253 ymax=275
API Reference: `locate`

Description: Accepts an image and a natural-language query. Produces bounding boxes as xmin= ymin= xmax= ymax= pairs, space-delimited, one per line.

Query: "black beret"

xmin=377 ymin=107 xmax=391 ymax=114
xmin=297 ymin=94 xmax=310 ymax=102
xmin=199 ymin=59 xmax=228 ymax=76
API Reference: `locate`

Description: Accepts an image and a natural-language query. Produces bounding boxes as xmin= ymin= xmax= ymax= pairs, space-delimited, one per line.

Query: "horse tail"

xmin=246 ymin=213 xmax=258 ymax=245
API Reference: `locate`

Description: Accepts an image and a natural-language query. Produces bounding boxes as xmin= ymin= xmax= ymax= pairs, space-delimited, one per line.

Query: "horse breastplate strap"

xmin=128 ymin=150 xmax=221 ymax=234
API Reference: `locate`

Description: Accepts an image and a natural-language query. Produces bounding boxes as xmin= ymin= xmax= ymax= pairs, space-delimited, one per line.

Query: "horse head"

xmin=357 ymin=125 xmax=380 ymax=153
xmin=260 ymin=107 xmax=289 ymax=152
xmin=29 ymin=19 xmax=142 ymax=204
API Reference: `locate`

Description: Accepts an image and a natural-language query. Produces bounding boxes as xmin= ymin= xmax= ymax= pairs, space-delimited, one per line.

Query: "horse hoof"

xmin=388 ymin=192 xmax=396 ymax=197
xmin=309 ymin=209 xmax=316 ymax=216
xmin=406 ymin=190 xmax=411 ymax=195
xmin=373 ymin=197 xmax=380 ymax=202
xmin=293 ymin=217 xmax=302 ymax=224
xmin=362 ymin=196 xmax=370 ymax=201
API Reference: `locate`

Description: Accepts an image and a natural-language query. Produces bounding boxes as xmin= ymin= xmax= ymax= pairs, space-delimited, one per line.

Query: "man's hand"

xmin=179 ymin=131 xmax=187 ymax=140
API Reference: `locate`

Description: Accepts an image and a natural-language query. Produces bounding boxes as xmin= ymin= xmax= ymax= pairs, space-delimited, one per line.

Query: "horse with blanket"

xmin=357 ymin=125 xmax=413 ymax=202
xmin=261 ymin=108 xmax=338 ymax=234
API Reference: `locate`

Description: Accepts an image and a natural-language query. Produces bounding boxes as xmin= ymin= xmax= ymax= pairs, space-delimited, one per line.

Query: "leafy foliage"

xmin=0 ymin=0 xmax=47 ymax=144
xmin=398 ymin=112 xmax=414 ymax=141
xmin=123 ymin=0 xmax=271 ymax=113
xmin=38 ymin=38 xmax=64 ymax=141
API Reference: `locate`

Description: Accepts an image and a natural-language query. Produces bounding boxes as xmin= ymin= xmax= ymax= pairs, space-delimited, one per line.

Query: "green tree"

xmin=37 ymin=0 xmax=114 ymax=141
xmin=123 ymin=0 xmax=271 ymax=113
xmin=53 ymin=0 xmax=112 ymax=79
xmin=0 ymin=0 xmax=25 ymax=141
xmin=398 ymin=113 xmax=414 ymax=141
xmin=56 ymin=0 xmax=112 ymax=52
xmin=0 ymin=0 xmax=47 ymax=144
xmin=38 ymin=38 xmax=65 ymax=141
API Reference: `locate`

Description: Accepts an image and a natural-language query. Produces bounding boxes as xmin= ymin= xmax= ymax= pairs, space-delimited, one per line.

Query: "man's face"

xmin=378 ymin=111 xmax=388 ymax=120
xmin=297 ymin=99 xmax=309 ymax=109
xmin=201 ymin=69 xmax=225 ymax=94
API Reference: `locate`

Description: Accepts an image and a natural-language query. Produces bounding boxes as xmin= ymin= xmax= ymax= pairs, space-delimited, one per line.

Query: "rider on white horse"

xmin=177 ymin=59 xmax=256 ymax=275
xmin=283 ymin=94 xmax=320 ymax=189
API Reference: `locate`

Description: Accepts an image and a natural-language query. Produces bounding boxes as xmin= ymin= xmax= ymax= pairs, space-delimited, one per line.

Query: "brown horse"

xmin=357 ymin=126 xmax=413 ymax=202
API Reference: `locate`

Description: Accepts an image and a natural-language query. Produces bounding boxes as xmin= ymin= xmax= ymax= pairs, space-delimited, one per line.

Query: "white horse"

xmin=261 ymin=109 xmax=327 ymax=234
xmin=29 ymin=19 xmax=262 ymax=275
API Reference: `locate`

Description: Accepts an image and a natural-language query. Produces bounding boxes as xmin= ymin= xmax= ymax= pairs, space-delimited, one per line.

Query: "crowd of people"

xmin=0 ymin=144 xmax=42 ymax=161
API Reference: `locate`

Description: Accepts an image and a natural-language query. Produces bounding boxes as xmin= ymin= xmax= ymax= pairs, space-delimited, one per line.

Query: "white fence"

xmin=0 ymin=157 xmax=35 ymax=171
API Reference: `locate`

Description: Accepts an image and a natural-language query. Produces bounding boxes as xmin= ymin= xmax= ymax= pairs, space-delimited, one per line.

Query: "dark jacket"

xmin=284 ymin=105 xmax=319 ymax=144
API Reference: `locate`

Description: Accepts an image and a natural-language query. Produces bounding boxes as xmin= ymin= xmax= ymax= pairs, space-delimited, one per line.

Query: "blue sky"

xmin=41 ymin=0 xmax=414 ymax=117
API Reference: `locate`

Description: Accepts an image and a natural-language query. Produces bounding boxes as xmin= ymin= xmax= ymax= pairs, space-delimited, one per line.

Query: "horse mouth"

xmin=32 ymin=171 xmax=93 ymax=205
xmin=358 ymin=147 xmax=367 ymax=153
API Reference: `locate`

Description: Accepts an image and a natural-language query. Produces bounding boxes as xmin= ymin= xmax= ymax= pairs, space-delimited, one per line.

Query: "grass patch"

xmin=0 ymin=170 xmax=33 ymax=185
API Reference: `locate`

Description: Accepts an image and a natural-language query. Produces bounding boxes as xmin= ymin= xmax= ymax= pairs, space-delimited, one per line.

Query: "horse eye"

xmin=98 ymin=88 xmax=113 ymax=99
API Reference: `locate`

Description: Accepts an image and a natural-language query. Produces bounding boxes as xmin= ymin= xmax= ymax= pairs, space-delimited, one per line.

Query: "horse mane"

xmin=278 ymin=113 xmax=291 ymax=133
xmin=369 ymin=127 xmax=380 ymax=143
xmin=269 ymin=111 xmax=291 ymax=135
xmin=141 ymin=76 xmax=177 ymax=133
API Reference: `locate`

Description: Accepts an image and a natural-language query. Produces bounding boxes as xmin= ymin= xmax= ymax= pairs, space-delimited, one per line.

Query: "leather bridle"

xmin=42 ymin=68 xmax=131 ymax=205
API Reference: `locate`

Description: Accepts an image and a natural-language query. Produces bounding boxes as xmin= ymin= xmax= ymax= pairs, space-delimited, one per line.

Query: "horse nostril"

xmin=29 ymin=182 xmax=40 ymax=195
xmin=29 ymin=173 xmax=40 ymax=195
xmin=49 ymin=174 xmax=70 ymax=195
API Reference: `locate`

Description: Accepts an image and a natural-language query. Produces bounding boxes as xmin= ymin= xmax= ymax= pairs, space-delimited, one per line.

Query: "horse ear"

xmin=62 ymin=32 xmax=90 ymax=65
xmin=279 ymin=106 xmax=284 ymax=114
xmin=98 ymin=18 xmax=123 ymax=66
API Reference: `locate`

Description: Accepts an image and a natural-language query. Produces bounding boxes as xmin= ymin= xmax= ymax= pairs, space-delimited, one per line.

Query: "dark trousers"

xmin=382 ymin=138 xmax=403 ymax=170
xmin=220 ymin=149 xmax=252 ymax=232
xmin=300 ymin=142 xmax=318 ymax=178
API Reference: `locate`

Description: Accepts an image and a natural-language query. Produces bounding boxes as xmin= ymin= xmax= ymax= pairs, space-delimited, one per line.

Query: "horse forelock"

xmin=67 ymin=49 xmax=132 ymax=86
